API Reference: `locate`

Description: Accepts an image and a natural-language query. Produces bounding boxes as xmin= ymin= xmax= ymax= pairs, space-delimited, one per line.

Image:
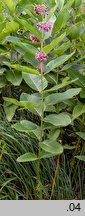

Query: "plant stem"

xmin=37 ymin=40 xmax=44 ymax=199
xmin=50 ymin=155 xmax=60 ymax=200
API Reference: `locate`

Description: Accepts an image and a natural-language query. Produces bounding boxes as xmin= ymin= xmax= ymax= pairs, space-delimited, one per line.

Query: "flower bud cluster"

xmin=35 ymin=49 xmax=48 ymax=62
xmin=37 ymin=21 xmax=53 ymax=32
xmin=34 ymin=4 xmax=48 ymax=17
xmin=30 ymin=34 xmax=40 ymax=43
xmin=33 ymin=4 xmax=52 ymax=72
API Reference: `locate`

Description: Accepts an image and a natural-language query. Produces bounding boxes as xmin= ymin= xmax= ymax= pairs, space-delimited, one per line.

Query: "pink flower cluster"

xmin=34 ymin=4 xmax=48 ymax=17
xmin=35 ymin=49 xmax=48 ymax=62
xmin=37 ymin=21 xmax=53 ymax=32
xmin=30 ymin=34 xmax=40 ymax=43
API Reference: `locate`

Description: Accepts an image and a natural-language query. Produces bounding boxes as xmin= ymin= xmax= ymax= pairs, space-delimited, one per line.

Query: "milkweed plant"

xmin=1 ymin=0 xmax=85 ymax=199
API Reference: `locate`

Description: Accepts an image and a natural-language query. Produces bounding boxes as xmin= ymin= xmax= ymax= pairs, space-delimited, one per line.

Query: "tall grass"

xmin=0 ymin=110 xmax=83 ymax=200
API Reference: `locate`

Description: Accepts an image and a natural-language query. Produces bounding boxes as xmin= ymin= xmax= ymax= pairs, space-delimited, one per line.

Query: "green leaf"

xmin=67 ymin=25 xmax=80 ymax=39
xmin=53 ymin=41 xmax=71 ymax=55
xmin=45 ymin=78 xmax=78 ymax=93
xmin=17 ymin=152 xmax=38 ymax=162
xmin=75 ymin=156 xmax=85 ymax=162
xmin=53 ymin=9 xmax=70 ymax=32
xmin=68 ymin=68 xmax=85 ymax=87
xmin=24 ymin=52 xmax=37 ymax=67
xmin=15 ymin=17 xmax=42 ymax=40
xmin=3 ymin=97 xmax=21 ymax=106
xmin=22 ymin=73 xmax=48 ymax=92
xmin=20 ymin=93 xmax=42 ymax=117
xmin=3 ymin=97 xmax=40 ymax=109
xmin=42 ymin=33 xmax=66 ymax=54
xmin=72 ymin=103 xmax=85 ymax=120
xmin=45 ymin=88 xmax=81 ymax=105
xmin=12 ymin=120 xmax=38 ymax=132
xmin=48 ymin=129 xmax=60 ymax=140
xmin=15 ymin=0 xmax=34 ymax=14
xmin=40 ymin=139 xmax=63 ymax=155
xmin=0 ymin=78 xmax=6 ymax=88
xmin=6 ymin=36 xmax=37 ymax=54
xmin=72 ymin=0 xmax=82 ymax=8
xmin=45 ymin=52 xmax=75 ymax=74
xmin=76 ymin=132 xmax=85 ymax=141
xmin=12 ymin=120 xmax=41 ymax=140
xmin=57 ymin=0 xmax=64 ymax=10
xmin=10 ymin=64 xmax=39 ymax=75
xmin=4 ymin=21 xmax=19 ymax=33
xmin=44 ymin=113 xmax=71 ymax=127
xmin=6 ymin=70 xmax=22 ymax=86
xmin=40 ymin=151 xmax=56 ymax=159
xmin=4 ymin=101 xmax=17 ymax=122
xmin=80 ymin=88 xmax=85 ymax=98
xmin=0 ymin=68 xmax=6 ymax=75
xmin=63 ymin=145 xmax=76 ymax=150
xmin=45 ymin=5 xmax=57 ymax=21
xmin=64 ymin=0 xmax=75 ymax=9
xmin=4 ymin=0 xmax=15 ymax=14
xmin=20 ymin=93 xmax=41 ymax=106
xmin=0 ymin=177 xmax=16 ymax=191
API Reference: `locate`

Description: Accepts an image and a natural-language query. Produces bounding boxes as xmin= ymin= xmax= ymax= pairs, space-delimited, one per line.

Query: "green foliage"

xmin=22 ymin=74 xmax=48 ymax=92
xmin=75 ymin=156 xmax=85 ymax=162
xmin=44 ymin=113 xmax=71 ymax=127
xmin=17 ymin=153 xmax=38 ymax=162
xmin=0 ymin=115 xmax=75 ymax=200
xmin=40 ymin=139 xmax=63 ymax=154
xmin=45 ymin=52 xmax=75 ymax=74
xmin=0 ymin=0 xmax=85 ymax=199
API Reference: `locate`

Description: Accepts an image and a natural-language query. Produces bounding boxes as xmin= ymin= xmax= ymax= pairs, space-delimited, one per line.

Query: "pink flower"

xmin=30 ymin=34 xmax=40 ymax=43
xmin=37 ymin=21 xmax=53 ymax=32
xmin=35 ymin=49 xmax=48 ymax=62
xmin=34 ymin=4 xmax=48 ymax=17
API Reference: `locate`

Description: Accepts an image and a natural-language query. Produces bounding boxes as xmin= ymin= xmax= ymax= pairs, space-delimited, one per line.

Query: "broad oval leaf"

xmin=44 ymin=113 xmax=71 ymax=127
xmin=72 ymin=103 xmax=85 ymax=120
xmin=17 ymin=152 xmax=38 ymax=162
xmin=20 ymin=93 xmax=41 ymax=105
xmin=4 ymin=101 xmax=17 ymax=122
xmin=45 ymin=88 xmax=81 ymax=105
xmin=40 ymin=139 xmax=63 ymax=155
xmin=45 ymin=52 xmax=75 ymax=74
xmin=20 ymin=93 xmax=42 ymax=117
xmin=22 ymin=73 xmax=48 ymax=92
xmin=6 ymin=70 xmax=22 ymax=86
xmin=12 ymin=120 xmax=38 ymax=132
